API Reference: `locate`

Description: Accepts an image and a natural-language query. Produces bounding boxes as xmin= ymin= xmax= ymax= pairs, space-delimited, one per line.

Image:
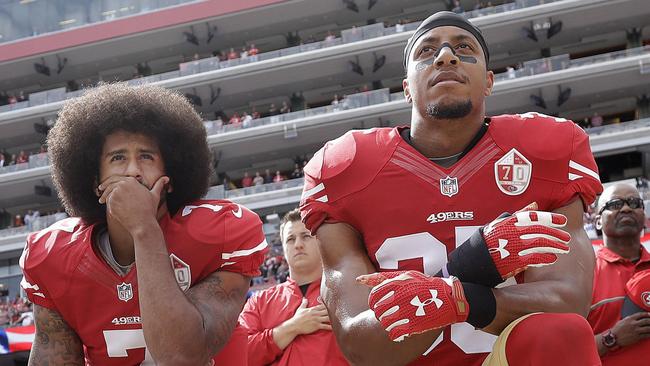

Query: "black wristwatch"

xmin=602 ymin=330 xmax=618 ymax=349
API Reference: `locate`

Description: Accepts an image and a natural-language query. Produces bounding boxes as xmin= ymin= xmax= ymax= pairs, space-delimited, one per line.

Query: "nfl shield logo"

xmin=170 ymin=254 xmax=191 ymax=292
xmin=494 ymin=148 xmax=532 ymax=196
xmin=117 ymin=283 xmax=133 ymax=302
xmin=439 ymin=176 xmax=459 ymax=197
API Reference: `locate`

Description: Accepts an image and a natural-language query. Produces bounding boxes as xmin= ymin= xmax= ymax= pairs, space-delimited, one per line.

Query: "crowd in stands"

xmin=0 ymin=296 xmax=33 ymax=328
xmin=0 ymin=146 xmax=47 ymax=168
xmin=0 ymin=208 xmax=68 ymax=231
xmin=450 ymin=0 xmax=502 ymax=14
xmin=0 ymin=92 xmax=27 ymax=107
xmin=218 ymin=155 xmax=309 ymax=191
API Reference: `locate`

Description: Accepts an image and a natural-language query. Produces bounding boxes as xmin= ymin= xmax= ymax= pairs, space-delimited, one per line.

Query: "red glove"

xmin=482 ymin=207 xmax=571 ymax=279
xmin=357 ymin=271 xmax=468 ymax=342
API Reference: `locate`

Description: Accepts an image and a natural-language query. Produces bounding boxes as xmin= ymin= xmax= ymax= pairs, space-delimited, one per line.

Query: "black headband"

xmin=403 ymin=11 xmax=490 ymax=70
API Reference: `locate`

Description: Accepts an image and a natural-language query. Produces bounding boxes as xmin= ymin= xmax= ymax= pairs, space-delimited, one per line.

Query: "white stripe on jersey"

xmin=301 ymin=182 xmax=325 ymax=200
xmin=569 ymin=160 xmax=600 ymax=181
xmin=221 ymin=239 xmax=268 ymax=260
xmin=315 ymin=195 xmax=329 ymax=203
xmin=181 ymin=204 xmax=223 ymax=217
xmin=21 ymin=278 xmax=46 ymax=298
xmin=568 ymin=173 xmax=583 ymax=181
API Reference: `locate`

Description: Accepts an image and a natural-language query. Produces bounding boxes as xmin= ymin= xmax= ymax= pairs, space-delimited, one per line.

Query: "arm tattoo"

xmin=29 ymin=305 xmax=84 ymax=366
xmin=188 ymin=271 xmax=249 ymax=356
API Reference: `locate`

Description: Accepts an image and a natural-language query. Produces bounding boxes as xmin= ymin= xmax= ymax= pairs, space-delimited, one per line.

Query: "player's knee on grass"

xmin=486 ymin=313 xmax=601 ymax=366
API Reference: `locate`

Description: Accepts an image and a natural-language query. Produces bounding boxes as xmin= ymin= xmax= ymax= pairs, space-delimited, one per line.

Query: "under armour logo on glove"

xmin=411 ymin=289 xmax=443 ymax=316
xmin=490 ymin=239 xmax=510 ymax=259
xmin=483 ymin=203 xmax=571 ymax=279
xmin=357 ymin=271 xmax=468 ymax=342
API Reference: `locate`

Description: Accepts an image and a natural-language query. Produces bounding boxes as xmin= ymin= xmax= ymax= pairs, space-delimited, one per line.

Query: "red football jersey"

xmin=20 ymin=199 xmax=267 ymax=365
xmin=300 ymin=113 xmax=602 ymax=366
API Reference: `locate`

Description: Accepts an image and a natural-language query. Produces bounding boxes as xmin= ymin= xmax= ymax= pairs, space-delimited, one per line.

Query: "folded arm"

xmin=316 ymin=222 xmax=441 ymax=366
xmin=483 ymin=199 xmax=594 ymax=334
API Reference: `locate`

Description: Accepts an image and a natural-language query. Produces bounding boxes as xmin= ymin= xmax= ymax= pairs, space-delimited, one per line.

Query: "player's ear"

xmin=485 ymin=70 xmax=494 ymax=97
xmin=403 ymin=78 xmax=412 ymax=104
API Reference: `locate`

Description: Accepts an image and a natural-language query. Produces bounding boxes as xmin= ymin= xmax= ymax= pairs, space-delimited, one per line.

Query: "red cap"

xmin=621 ymin=269 xmax=650 ymax=317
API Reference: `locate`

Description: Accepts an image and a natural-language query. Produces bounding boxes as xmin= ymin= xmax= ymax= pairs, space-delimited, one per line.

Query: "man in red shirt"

xmin=239 ymin=209 xmax=348 ymax=365
xmin=588 ymin=183 xmax=650 ymax=364
xmin=300 ymin=11 xmax=602 ymax=366
xmin=21 ymin=83 xmax=267 ymax=365
xmin=242 ymin=172 xmax=254 ymax=188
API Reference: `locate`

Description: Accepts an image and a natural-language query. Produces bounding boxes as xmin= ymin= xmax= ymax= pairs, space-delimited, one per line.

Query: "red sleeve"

xmin=177 ymin=201 xmax=267 ymax=278
xmin=20 ymin=260 xmax=57 ymax=310
xmin=550 ymin=125 xmax=603 ymax=210
xmin=299 ymin=129 xmax=397 ymax=235
xmin=19 ymin=218 xmax=85 ymax=310
xmin=299 ymin=150 xmax=350 ymax=235
xmin=238 ymin=293 xmax=283 ymax=365
xmin=220 ymin=204 xmax=268 ymax=277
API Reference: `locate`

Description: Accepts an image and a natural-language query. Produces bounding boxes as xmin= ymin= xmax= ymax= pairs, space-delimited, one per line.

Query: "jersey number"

xmin=375 ymin=227 xmax=498 ymax=355
xmin=103 ymin=329 xmax=154 ymax=365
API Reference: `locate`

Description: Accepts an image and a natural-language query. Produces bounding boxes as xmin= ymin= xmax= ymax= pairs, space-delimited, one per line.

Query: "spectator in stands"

xmin=285 ymin=31 xmax=302 ymax=47
xmin=451 ymin=0 xmax=463 ymax=13
xmin=264 ymin=169 xmax=274 ymax=184
xmin=268 ymin=103 xmax=279 ymax=116
xmin=280 ymin=101 xmax=291 ymax=114
xmin=241 ymin=111 xmax=253 ymax=128
xmin=331 ymin=94 xmax=341 ymax=111
xmin=591 ymin=112 xmax=604 ymax=127
xmin=222 ymin=174 xmax=238 ymax=190
xmin=253 ymin=171 xmax=265 ymax=186
xmin=16 ymin=91 xmax=26 ymax=103
xmin=275 ymin=258 xmax=289 ymax=283
xmin=588 ymin=183 xmax=650 ymax=364
xmin=242 ymin=172 xmax=253 ymax=188
xmin=16 ymin=150 xmax=28 ymax=164
xmin=273 ymin=170 xmax=285 ymax=183
xmin=290 ymin=92 xmax=305 ymax=111
xmin=249 ymin=44 xmax=259 ymax=61
xmin=228 ymin=48 xmax=239 ymax=60
xmin=324 ymin=31 xmax=336 ymax=45
xmin=230 ymin=112 xmax=241 ymax=125
xmin=13 ymin=214 xmax=23 ymax=227
xmin=241 ymin=47 xmax=249 ymax=61
xmin=0 ymin=154 xmax=4 ymax=168
xmin=67 ymin=80 xmax=80 ymax=92
xmin=290 ymin=164 xmax=303 ymax=179
xmin=23 ymin=210 xmax=39 ymax=231
xmin=580 ymin=117 xmax=593 ymax=129
xmin=239 ymin=209 xmax=348 ymax=366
